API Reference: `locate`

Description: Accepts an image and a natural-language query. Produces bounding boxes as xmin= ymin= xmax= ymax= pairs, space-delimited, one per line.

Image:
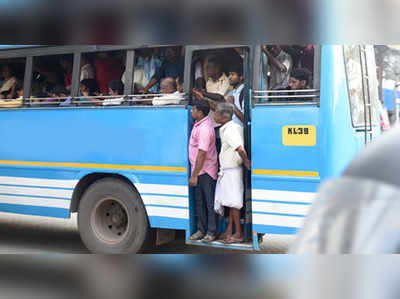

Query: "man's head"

xmin=165 ymin=47 xmax=178 ymax=63
xmin=108 ymin=80 xmax=124 ymax=96
xmin=207 ymin=56 xmax=223 ymax=81
xmin=289 ymin=68 xmax=311 ymax=90
xmin=51 ymin=85 xmax=68 ymax=97
xmin=191 ymin=100 xmax=210 ymax=121
xmin=1 ymin=65 xmax=14 ymax=79
xmin=266 ymin=45 xmax=282 ymax=57
xmin=160 ymin=77 xmax=177 ymax=94
xmin=80 ymin=79 xmax=99 ymax=96
xmin=228 ymin=65 xmax=244 ymax=87
xmin=214 ymin=102 xmax=234 ymax=125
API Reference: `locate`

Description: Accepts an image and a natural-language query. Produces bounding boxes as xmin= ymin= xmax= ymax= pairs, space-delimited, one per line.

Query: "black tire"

xmin=78 ymin=178 xmax=151 ymax=254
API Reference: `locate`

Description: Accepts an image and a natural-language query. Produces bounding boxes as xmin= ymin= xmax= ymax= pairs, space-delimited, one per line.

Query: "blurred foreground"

xmin=0 ymin=254 xmax=398 ymax=299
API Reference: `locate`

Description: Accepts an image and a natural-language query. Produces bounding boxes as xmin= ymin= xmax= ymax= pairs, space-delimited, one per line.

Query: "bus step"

xmin=186 ymin=240 xmax=254 ymax=251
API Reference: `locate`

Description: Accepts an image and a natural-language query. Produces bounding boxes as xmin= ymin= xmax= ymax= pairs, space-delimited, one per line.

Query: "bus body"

xmin=0 ymin=45 xmax=380 ymax=252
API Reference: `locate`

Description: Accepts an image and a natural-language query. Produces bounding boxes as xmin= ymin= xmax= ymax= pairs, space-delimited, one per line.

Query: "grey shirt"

xmin=263 ymin=50 xmax=293 ymax=90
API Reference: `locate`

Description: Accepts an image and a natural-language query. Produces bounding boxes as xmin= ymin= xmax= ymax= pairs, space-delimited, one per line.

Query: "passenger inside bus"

xmin=140 ymin=46 xmax=184 ymax=94
xmin=0 ymin=65 xmax=18 ymax=99
xmin=152 ymin=77 xmax=184 ymax=106
xmin=262 ymin=45 xmax=293 ymax=90
xmin=121 ymin=48 xmax=162 ymax=94
xmin=59 ymin=56 xmax=73 ymax=91
xmin=103 ymin=80 xmax=125 ymax=106
xmin=94 ymin=52 xmax=124 ymax=94
xmin=289 ymin=68 xmax=312 ymax=91
xmin=80 ymin=54 xmax=96 ymax=82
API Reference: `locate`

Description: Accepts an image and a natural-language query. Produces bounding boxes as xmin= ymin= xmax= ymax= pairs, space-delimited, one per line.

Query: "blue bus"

xmin=0 ymin=45 xmax=380 ymax=253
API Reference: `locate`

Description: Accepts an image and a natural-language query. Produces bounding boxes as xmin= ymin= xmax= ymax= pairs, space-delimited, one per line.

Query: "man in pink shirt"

xmin=189 ymin=100 xmax=218 ymax=243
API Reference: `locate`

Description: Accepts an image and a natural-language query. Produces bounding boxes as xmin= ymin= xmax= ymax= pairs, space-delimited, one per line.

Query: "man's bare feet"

xmin=224 ymin=233 xmax=244 ymax=244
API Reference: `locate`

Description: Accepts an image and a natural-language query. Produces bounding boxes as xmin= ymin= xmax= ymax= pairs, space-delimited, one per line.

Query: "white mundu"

xmin=214 ymin=120 xmax=245 ymax=216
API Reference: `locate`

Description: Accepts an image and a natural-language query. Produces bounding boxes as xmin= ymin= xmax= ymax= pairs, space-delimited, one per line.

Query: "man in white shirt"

xmin=213 ymin=102 xmax=251 ymax=244
xmin=152 ymin=77 xmax=184 ymax=106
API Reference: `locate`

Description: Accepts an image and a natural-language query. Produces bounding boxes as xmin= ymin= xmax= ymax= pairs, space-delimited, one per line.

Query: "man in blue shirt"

xmin=140 ymin=47 xmax=184 ymax=94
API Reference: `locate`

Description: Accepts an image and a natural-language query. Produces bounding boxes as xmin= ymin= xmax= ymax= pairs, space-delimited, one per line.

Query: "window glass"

xmin=344 ymin=45 xmax=366 ymax=127
xmin=364 ymin=46 xmax=379 ymax=126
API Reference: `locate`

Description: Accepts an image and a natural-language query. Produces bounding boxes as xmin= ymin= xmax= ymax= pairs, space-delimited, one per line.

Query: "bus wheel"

xmin=78 ymin=178 xmax=150 ymax=254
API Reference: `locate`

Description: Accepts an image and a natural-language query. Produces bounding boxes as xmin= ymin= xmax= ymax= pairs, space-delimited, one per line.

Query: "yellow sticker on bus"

xmin=282 ymin=125 xmax=316 ymax=146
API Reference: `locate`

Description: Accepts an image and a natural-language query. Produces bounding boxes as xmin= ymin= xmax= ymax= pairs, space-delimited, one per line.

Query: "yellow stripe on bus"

xmin=0 ymin=160 xmax=187 ymax=172
xmin=253 ymin=169 xmax=319 ymax=177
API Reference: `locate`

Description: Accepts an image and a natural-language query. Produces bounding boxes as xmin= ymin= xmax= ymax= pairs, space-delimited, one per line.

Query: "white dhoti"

xmin=214 ymin=167 xmax=244 ymax=216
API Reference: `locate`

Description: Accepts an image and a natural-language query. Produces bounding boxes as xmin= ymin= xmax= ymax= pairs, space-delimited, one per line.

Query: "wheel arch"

xmin=70 ymin=172 xmax=141 ymax=213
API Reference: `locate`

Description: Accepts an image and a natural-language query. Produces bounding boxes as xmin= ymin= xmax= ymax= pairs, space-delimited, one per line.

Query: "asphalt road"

xmin=0 ymin=212 xmax=292 ymax=254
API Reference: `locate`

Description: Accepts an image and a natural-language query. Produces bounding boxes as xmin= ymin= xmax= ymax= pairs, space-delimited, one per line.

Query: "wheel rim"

xmin=90 ymin=197 xmax=130 ymax=245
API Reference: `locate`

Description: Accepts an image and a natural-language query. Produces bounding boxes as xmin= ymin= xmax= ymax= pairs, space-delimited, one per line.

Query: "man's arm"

xmin=236 ymin=146 xmax=251 ymax=170
xmin=189 ymin=150 xmax=207 ymax=187
xmin=193 ymin=89 xmax=217 ymax=111
xmin=141 ymin=77 xmax=158 ymax=94
xmin=226 ymin=96 xmax=245 ymax=123
xmin=262 ymin=46 xmax=287 ymax=73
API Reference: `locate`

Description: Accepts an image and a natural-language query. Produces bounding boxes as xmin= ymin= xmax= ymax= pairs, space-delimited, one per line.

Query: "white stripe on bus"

xmin=252 ymin=189 xmax=316 ymax=203
xmin=0 ymin=194 xmax=70 ymax=209
xmin=252 ymin=201 xmax=311 ymax=216
xmin=0 ymin=176 xmax=78 ymax=189
xmin=0 ymin=185 xmax=72 ymax=199
xmin=253 ymin=213 xmax=305 ymax=228
xmin=136 ymin=183 xmax=188 ymax=196
xmin=145 ymin=206 xmax=189 ymax=219
xmin=142 ymin=195 xmax=189 ymax=208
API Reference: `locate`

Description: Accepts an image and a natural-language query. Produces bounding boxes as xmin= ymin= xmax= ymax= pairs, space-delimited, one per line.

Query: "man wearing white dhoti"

xmin=213 ymin=102 xmax=251 ymax=244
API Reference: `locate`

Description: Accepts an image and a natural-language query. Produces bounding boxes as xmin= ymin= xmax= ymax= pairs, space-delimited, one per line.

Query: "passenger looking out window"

xmin=289 ymin=68 xmax=311 ymax=91
xmin=103 ymin=80 xmax=124 ymax=106
xmin=152 ymin=77 xmax=184 ymax=106
xmin=79 ymin=79 xmax=101 ymax=105
xmin=0 ymin=65 xmax=18 ymax=99
xmin=288 ymin=68 xmax=313 ymax=101
xmin=140 ymin=47 xmax=184 ymax=94
xmin=94 ymin=52 xmax=124 ymax=94
xmin=262 ymin=45 xmax=293 ymax=90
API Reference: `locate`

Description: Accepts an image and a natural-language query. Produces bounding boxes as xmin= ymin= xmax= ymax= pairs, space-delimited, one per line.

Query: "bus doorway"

xmin=184 ymin=45 xmax=255 ymax=250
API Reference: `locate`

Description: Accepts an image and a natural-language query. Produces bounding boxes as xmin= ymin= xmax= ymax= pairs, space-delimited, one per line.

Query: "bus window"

xmin=0 ymin=58 xmax=26 ymax=108
xmin=124 ymin=46 xmax=185 ymax=106
xmin=78 ymin=50 xmax=125 ymax=106
xmin=256 ymin=45 xmax=319 ymax=103
xmin=31 ymin=54 xmax=73 ymax=107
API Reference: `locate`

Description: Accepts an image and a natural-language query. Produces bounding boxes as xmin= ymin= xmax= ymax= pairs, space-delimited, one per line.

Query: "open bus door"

xmin=184 ymin=45 xmax=255 ymax=250
xmin=250 ymin=45 xmax=321 ymax=242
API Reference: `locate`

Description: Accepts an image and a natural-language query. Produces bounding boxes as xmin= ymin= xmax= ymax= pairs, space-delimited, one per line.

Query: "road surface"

xmin=0 ymin=212 xmax=293 ymax=253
